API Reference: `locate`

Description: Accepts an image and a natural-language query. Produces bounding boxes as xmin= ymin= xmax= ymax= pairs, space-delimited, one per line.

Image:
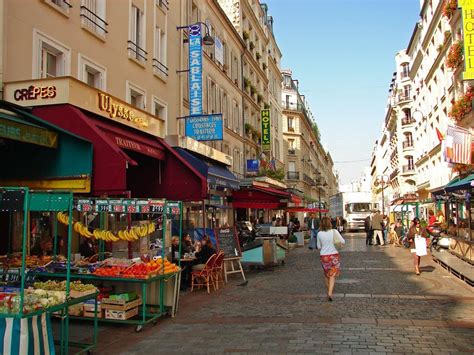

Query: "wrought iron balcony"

xmin=402 ymin=165 xmax=415 ymax=173
xmin=303 ymin=173 xmax=314 ymax=185
xmin=402 ymin=141 xmax=413 ymax=149
xmin=401 ymin=117 xmax=416 ymax=126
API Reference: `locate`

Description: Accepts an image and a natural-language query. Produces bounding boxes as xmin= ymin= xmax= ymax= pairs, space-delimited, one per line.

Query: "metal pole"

xmin=318 ymin=187 xmax=322 ymax=220
xmin=381 ymin=184 xmax=385 ymax=216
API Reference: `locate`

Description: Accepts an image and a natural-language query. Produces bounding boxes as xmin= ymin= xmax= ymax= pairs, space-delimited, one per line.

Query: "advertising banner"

xmin=261 ymin=109 xmax=271 ymax=151
xmin=185 ymin=114 xmax=223 ymax=141
xmin=188 ymin=24 xmax=203 ymax=115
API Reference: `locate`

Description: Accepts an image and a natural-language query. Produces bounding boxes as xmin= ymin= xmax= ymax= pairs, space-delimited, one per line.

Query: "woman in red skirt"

xmin=317 ymin=217 xmax=345 ymax=301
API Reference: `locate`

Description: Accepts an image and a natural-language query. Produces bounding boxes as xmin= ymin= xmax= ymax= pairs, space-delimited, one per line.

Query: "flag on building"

xmin=444 ymin=125 xmax=472 ymax=165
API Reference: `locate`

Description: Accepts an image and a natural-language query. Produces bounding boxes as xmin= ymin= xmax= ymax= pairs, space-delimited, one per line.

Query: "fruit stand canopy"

xmin=285 ymin=207 xmax=329 ymax=213
xmin=232 ymin=186 xmax=290 ymax=209
xmin=0 ymin=101 xmax=93 ymax=192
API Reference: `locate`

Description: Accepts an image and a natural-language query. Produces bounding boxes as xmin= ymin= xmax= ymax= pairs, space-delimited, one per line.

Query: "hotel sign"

xmin=261 ymin=109 xmax=271 ymax=151
xmin=188 ymin=24 xmax=203 ymax=115
xmin=461 ymin=0 xmax=474 ymax=79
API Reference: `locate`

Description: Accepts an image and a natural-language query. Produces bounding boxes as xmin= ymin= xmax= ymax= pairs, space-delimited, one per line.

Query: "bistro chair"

xmin=212 ymin=251 xmax=225 ymax=290
xmin=191 ymin=253 xmax=217 ymax=294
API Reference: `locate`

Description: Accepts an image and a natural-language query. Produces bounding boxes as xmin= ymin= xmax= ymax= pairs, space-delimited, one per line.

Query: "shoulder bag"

xmin=332 ymin=229 xmax=342 ymax=251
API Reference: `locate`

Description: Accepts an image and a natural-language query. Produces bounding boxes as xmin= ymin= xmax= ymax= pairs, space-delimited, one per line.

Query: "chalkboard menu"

xmin=216 ymin=227 xmax=241 ymax=258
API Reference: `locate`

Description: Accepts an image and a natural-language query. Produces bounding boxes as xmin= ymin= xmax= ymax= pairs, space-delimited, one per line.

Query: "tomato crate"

xmin=101 ymin=296 xmax=142 ymax=311
xmin=104 ymin=307 xmax=138 ymax=320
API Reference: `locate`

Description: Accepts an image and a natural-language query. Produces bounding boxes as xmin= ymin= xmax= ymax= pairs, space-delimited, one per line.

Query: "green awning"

xmin=0 ymin=101 xmax=93 ymax=192
xmin=445 ymin=174 xmax=474 ymax=192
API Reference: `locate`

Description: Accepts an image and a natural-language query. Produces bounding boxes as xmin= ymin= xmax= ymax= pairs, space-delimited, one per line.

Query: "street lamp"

xmin=315 ymin=179 xmax=328 ymax=220
xmin=376 ymin=175 xmax=389 ymax=215
xmin=177 ymin=21 xmax=215 ymax=46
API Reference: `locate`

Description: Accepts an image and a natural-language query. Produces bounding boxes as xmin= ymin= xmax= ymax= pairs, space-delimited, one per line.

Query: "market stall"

xmin=0 ymin=187 xmax=98 ymax=355
xmin=30 ymin=197 xmax=183 ymax=332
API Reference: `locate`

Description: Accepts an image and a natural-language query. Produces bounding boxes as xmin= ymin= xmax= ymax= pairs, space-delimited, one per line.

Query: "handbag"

xmin=333 ymin=229 xmax=342 ymax=250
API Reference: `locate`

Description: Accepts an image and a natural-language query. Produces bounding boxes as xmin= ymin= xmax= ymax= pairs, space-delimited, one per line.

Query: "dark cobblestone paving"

xmin=82 ymin=233 xmax=474 ymax=354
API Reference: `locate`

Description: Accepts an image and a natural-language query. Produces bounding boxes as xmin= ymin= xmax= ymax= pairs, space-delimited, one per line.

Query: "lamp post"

xmin=376 ymin=175 xmax=389 ymax=215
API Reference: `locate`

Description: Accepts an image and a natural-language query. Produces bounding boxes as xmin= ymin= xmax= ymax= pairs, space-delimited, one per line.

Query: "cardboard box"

xmin=104 ymin=307 xmax=138 ymax=320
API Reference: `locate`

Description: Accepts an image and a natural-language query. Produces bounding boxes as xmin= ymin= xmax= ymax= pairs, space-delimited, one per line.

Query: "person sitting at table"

xmin=193 ymin=235 xmax=216 ymax=271
xmin=182 ymin=233 xmax=194 ymax=254
xmin=170 ymin=236 xmax=181 ymax=264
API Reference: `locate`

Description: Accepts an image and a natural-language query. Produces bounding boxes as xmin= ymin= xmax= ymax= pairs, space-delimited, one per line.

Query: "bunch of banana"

xmin=92 ymin=229 xmax=119 ymax=242
xmin=117 ymin=228 xmax=139 ymax=241
xmin=57 ymin=212 xmax=71 ymax=225
xmin=73 ymin=222 xmax=94 ymax=239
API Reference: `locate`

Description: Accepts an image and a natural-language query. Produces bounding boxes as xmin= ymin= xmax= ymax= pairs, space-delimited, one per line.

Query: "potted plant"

xmin=263 ymin=103 xmax=270 ymax=109
xmin=288 ymin=235 xmax=297 ymax=249
xmin=244 ymin=123 xmax=252 ymax=136
xmin=446 ymin=41 xmax=463 ymax=70
xmin=244 ymin=77 xmax=250 ymax=89
xmin=256 ymin=52 xmax=261 ymax=61
xmin=243 ymin=30 xmax=249 ymax=41
xmin=249 ymin=41 xmax=255 ymax=50
xmin=257 ymin=93 xmax=263 ymax=103
xmin=262 ymin=63 xmax=267 ymax=70
xmin=442 ymin=0 xmax=458 ymax=19
xmin=250 ymin=85 xmax=257 ymax=96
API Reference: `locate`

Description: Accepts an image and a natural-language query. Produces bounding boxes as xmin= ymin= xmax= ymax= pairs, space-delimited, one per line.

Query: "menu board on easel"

xmin=215 ymin=227 xmax=241 ymax=258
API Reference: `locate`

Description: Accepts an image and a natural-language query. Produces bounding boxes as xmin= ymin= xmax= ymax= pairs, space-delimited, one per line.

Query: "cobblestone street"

xmin=91 ymin=233 xmax=474 ymax=354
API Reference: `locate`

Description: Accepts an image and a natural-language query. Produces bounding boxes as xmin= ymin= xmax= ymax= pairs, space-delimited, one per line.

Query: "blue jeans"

xmin=309 ymin=229 xmax=318 ymax=249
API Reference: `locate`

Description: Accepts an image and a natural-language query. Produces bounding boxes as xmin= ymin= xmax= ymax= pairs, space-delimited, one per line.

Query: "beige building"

xmin=1 ymin=0 xmax=179 ymax=134
xmin=281 ymin=69 xmax=338 ymax=209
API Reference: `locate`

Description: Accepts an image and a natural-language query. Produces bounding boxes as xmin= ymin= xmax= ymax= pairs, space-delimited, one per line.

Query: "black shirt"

xmin=195 ymin=245 xmax=216 ymax=265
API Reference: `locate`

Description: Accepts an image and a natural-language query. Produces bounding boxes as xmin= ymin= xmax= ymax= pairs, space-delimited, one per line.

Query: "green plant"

xmin=449 ymin=86 xmax=474 ymax=121
xmin=263 ymin=103 xmax=270 ymax=109
xmin=442 ymin=0 xmax=458 ymax=19
xmin=257 ymin=94 xmax=263 ymax=103
xmin=249 ymin=41 xmax=255 ymax=50
xmin=243 ymin=30 xmax=249 ymax=41
xmin=262 ymin=63 xmax=267 ymax=70
xmin=437 ymin=44 xmax=445 ymax=52
xmin=244 ymin=122 xmax=252 ymax=134
xmin=288 ymin=235 xmax=297 ymax=243
xmin=250 ymin=85 xmax=257 ymax=95
xmin=244 ymin=77 xmax=251 ymax=88
xmin=256 ymin=52 xmax=261 ymax=60
xmin=258 ymin=167 xmax=285 ymax=182
xmin=446 ymin=41 xmax=463 ymax=69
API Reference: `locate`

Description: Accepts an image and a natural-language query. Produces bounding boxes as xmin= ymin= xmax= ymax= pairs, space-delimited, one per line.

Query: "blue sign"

xmin=185 ymin=114 xmax=223 ymax=141
xmin=246 ymin=159 xmax=259 ymax=172
xmin=188 ymin=24 xmax=203 ymax=116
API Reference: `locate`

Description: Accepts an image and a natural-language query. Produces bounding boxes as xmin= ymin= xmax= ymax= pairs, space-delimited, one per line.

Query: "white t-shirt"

xmin=317 ymin=229 xmax=345 ymax=255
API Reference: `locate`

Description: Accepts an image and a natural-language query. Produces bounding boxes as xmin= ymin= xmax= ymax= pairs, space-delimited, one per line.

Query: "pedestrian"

xmin=307 ymin=213 xmax=319 ymax=250
xmin=336 ymin=217 xmax=344 ymax=233
xmin=372 ymin=210 xmax=384 ymax=246
xmin=428 ymin=209 xmax=436 ymax=226
xmin=364 ymin=212 xmax=373 ymax=245
xmin=382 ymin=215 xmax=389 ymax=244
xmin=436 ymin=210 xmax=445 ymax=225
xmin=406 ymin=217 xmax=429 ymax=275
xmin=317 ymin=216 xmax=345 ymax=301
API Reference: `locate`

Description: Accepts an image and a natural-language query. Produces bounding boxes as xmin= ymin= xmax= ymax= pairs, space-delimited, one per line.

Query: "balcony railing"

xmin=282 ymin=102 xmax=307 ymax=112
xmin=80 ymin=6 xmax=108 ymax=36
xmin=401 ymin=117 xmax=416 ymax=126
xmin=288 ymin=148 xmax=296 ymax=155
xmin=127 ymin=40 xmax=148 ymax=62
xmin=303 ymin=173 xmax=314 ymax=185
xmin=398 ymin=94 xmax=411 ymax=103
xmin=287 ymin=171 xmax=300 ymax=180
xmin=402 ymin=165 xmax=415 ymax=173
xmin=153 ymin=58 xmax=169 ymax=77
xmin=402 ymin=141 xmax=413 ymax=148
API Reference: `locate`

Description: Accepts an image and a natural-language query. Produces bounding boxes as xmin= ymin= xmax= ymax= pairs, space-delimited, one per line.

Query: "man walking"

xmin=372 ymin=210 xmax=384 ymax=246
xmin=308 ymin=213 xmax=319 ymax=250
xmin=364 ymin=212 xmax=373 ymax=245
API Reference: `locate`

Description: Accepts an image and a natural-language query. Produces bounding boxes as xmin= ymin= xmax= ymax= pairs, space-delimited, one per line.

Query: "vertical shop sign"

xmin=461 ymin=0 xmax=474 ymax=79
xmin=188 ymin=24 xmax=203 ymax=115
xmin=261 ymin=109 xmax=271 ymax=151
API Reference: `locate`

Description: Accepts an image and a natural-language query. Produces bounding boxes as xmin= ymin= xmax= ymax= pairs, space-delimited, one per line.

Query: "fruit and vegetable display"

xmin=1 ymin=255 xmax=55 ymax=268
xmin=0 ymin=289 xmax=66 ymax=314
xmin=90 ymin=258 xmax=179 ymax=279
xmin=93 ymin=266 xmax=127 ymax=277
xmin=33 ymin=280 xmax=96 ymax=293
xmin=57 ymin=212 xmax=156 ymax=242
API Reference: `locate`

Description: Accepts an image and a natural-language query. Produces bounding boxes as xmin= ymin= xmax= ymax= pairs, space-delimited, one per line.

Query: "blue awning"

xmin=174 ymin=148 xmax=240 ymax=190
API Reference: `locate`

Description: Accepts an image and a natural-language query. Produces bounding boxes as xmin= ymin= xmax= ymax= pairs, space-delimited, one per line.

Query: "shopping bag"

xmin=414 ymin=236 xmax=427 ymax=256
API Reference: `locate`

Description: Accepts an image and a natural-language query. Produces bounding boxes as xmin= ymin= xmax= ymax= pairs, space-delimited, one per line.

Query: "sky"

xmin=265 ymin=0 xmax=421 ymax=184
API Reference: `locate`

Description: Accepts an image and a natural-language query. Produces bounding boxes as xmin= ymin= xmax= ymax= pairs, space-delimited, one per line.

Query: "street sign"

xmin=246 ymin=159 xmax=259 ymax=172
xmin=188 ymin=24 xmax=203 ymax=115
xmin=185 ymin=114 xmax=223 ymax=141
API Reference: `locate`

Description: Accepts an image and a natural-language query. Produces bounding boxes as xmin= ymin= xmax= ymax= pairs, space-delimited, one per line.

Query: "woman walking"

xmin=407 ymin=217 xmax=428 ymax=275
xmin=317 ymin=216 xmax=345 ymax=301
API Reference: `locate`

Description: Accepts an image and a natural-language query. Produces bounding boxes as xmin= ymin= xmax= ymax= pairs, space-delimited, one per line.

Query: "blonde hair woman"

xmin=317 ymin=217 xmax=345 ymax=301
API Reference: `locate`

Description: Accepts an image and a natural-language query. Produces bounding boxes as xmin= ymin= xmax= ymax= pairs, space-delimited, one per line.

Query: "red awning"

xmin=233 ymin=186 xmax=290 ymax=209
xmin=32 ymin=104 xmax=207 ymax=199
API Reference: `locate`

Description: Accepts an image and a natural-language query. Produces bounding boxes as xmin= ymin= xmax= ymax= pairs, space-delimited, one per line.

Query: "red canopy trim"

xmin=285 ymin=207 xmax=328 ymax=213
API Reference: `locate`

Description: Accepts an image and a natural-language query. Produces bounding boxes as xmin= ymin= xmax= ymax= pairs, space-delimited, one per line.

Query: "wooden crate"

xmin=83 ymin=310 xmax=103 ymax=318
xmin=70 ymin=288 xmax=97 ymax=298
xmin=83 ymin=302 xmax=101 ymax=313
xmin=101 ymin=297 xmax=142 ymax=311
xmin=68 ymin=303 xmax=83 ymax=316
xmin=104 ymin=307 xmax=138 ymax=320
